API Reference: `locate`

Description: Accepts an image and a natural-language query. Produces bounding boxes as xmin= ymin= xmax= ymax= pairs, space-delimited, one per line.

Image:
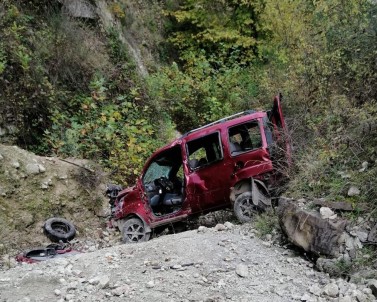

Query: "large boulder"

xmin=277 ymin=199 xmax=348 ymax=257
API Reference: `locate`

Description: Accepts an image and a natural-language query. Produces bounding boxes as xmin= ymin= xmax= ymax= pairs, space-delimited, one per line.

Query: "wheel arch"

xmin=117 ymin=214 xmax=152 ymax=234
xmin=230 ymin=178 xmax=269 ymax=204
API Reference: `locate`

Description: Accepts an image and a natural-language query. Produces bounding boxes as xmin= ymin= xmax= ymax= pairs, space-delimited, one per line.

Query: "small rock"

xmin=41 ymin=182 xmax=49 ymax=190
xmin=65 ymin=293 xmax=75 ymax=301
xmin=146 ymin=280 xmax=155 ymax=288
xmin=54 ymin=289 xmax=61 ymax=296
xmin=301 ymin=293 xmax=311 ymax=301
xmin=11 ymin=161 xmax=20 ymax=169
xmin=309 ymin=284 xmax=321 ymax=296
xmin=0 ymin=153 xmax=3 ymax=161
xmin=98 ymin=275 xmax=110 ymax=289
xmin=235 ymin=264 xmax=248 ymax=278
xmin=265 ymin=234 xmax=272 ymax=241
xmin=320 ymin=207 xmax=335 ymax=219
xmin=89 ymin=277 xmax=100 ymax=285
xmin=197 ymin=226 xmax=207 ymax=233
xmin=355 ymin=291 xmax=368 ymax=302
xmin=339 ymin=296 xmax=352 ymax=302
xmin=359 ymin=161 xmax=368 ymax=172
xmin=355 ymin=231 xmax=368 ymax=242
xmin=38 ymin=164 xmax=46 ymax=173
xmin=25 ymin=163 xmax=40 ymax=175
xmin=214 ymin=224 xmax=227 ymax=231
xmin=224 ymin=221 xmax=234 ymax=229
xmin=323 ymin=283 xmax=339 ymax=297
xmin=348 ymin=186 xmax=360 ymax=197
xmin=112 ymin=285 xmax=130 ymax=296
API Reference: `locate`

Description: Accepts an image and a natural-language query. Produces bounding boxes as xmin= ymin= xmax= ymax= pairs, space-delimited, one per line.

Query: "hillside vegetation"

xmin=0 ymin=0 xmax=376 ymax=212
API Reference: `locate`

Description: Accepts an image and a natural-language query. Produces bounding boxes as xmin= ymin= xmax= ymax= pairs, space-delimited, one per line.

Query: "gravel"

xmin=0 ymin=224 xmax=375 ymax=302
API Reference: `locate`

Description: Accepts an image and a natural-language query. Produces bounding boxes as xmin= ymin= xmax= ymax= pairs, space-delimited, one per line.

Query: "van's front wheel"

xmin=121 ymin=218 xmax=150 ymax=243
xmin=234 ymin=192 xmax=264 ymax=223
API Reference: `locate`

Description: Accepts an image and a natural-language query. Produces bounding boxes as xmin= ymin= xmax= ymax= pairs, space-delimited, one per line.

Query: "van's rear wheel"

xmin=122 ymin=218 xmax=150 ymax=243
xmin=234 ymin=192 xmax=264 ymax=223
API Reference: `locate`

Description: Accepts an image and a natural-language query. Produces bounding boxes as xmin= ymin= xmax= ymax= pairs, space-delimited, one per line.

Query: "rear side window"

xmin=187 ymin=132 xmax=223 ymax=170
xmin=228 ymin=121 xmax=262 ymax=155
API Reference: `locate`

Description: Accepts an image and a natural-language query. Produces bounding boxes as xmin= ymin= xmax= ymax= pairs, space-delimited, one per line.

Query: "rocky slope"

xmin=0 ymin=145 xmax=109 ymax=260
xmin=1 ymin=223 xmax=376 ymax=302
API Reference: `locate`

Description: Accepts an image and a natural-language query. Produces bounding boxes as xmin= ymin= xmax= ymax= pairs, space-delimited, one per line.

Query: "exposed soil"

xmin=0 ymin=144 xmax=109 ymax=258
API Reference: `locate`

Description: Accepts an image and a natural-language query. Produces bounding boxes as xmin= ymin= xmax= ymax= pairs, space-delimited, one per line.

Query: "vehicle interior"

xmin=187 ymin=132 xmax=223 ymax=170
xmin=228 ymin=121 xmax=262 ymax=155
xmin=142 ymin=146 xmax=184 ymax=215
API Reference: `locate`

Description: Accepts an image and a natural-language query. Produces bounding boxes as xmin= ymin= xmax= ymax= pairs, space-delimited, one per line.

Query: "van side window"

xmin=228 ymin=121 xmax=262 ymax=155
xmin=187 ymin=132 xmax=223 ymax=170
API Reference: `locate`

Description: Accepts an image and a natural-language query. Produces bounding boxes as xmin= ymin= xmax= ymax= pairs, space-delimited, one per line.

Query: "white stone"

xmin=54 ymin=289 xmax=61 ymax=296
xmin=224 ymin=221 xmax=234 ymax=229
xmin=323 ymin=283 xmax=339 ymax=297
xmin=300 ymin=293 xmax=311 ymax=301
xmin=112 ymin=285 xmax=130 ymax=296
xmin=38 ymin=164 xmax=46 ymax=173
xmin=348 ymin=186 xmax=360 ymax=197
xmin=11 ymin=161 xmax=20 ymax=169
xmin=146 ymin=280 xmax=155 ymax=288
xmin=359 ymin=161 xmax=368 ymax=172
xmin=98 ymin=275 xmax=110 ymax=289
xmin=320 ymin=207 xmax=335 ymax=219
xmin=235 ymin=264 xmax=248 ymax=278
xmin=25 ymin=163 xmax=40 ymax=175
xmin=338 ymin=296 xmax=352 ymax=302
xmin=309 ymin=284 xmax=321 ymax=296
xmin=197 ymin=226 xmax=207 ymax=233
xmin=214 ymin=224 xmax=227 ymax=231
xmin=355 ymin=231 xmax=368 ymax=242
xmin=89 ymin=277 xmax=100 ymax=285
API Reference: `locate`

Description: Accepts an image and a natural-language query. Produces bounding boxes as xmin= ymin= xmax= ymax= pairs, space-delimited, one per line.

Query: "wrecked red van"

xmin=107 ymin=94 xmax=291 ymax=243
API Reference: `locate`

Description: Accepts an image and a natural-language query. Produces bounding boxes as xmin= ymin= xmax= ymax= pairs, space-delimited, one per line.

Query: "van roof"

xmin=181 ymin=110 xmax=267 ymax=142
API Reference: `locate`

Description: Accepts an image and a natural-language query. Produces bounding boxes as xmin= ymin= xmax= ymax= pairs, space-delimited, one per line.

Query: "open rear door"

xmin=268 ymin=93 xmax=292 ymax=166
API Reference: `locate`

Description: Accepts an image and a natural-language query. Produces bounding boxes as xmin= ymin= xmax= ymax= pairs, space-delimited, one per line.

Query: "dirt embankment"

xmin=0 ymin=145 xmax=109 ymax=259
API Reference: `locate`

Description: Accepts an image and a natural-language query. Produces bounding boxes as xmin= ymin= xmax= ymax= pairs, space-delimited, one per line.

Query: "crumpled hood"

xmin=118 ymin=186 xmax=136 ymax=199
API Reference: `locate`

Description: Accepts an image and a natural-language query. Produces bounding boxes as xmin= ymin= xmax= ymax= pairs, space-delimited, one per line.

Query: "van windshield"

xmin=143 ymin=162 xmax=172 ymax=184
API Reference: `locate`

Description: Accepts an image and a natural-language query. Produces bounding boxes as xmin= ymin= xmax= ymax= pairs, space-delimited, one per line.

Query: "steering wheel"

xmin=154 ymin=177 xmax=174 ymax=193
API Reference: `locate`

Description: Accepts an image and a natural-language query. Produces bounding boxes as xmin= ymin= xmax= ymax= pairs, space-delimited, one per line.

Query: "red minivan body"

xmin=108 ymin=95 xmax=291 ymax=243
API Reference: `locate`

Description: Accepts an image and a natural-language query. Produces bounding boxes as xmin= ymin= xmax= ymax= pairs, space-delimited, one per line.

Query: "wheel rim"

xmin=238 ymin=197 xmax=259 ymax=219
xmin=51 ymin=222 xmax=70 ymax=235
xmin=124 ymin=222 xmax=146 ymax=242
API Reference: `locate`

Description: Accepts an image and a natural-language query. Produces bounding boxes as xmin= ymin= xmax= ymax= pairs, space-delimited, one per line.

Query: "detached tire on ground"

xmin=122 ymin=218 xmax=150 ymax=243
xmin=43 ymin=217 xmax=76 ymax=243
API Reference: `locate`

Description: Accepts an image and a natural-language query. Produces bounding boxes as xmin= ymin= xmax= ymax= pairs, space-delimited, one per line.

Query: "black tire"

xmin=234 ymin=191 xmax=264 ymax=223
xmin=121 ymin=218 xmax=150 ymax=243
xmin=43 ymin=217 xmax=76 ymax=243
